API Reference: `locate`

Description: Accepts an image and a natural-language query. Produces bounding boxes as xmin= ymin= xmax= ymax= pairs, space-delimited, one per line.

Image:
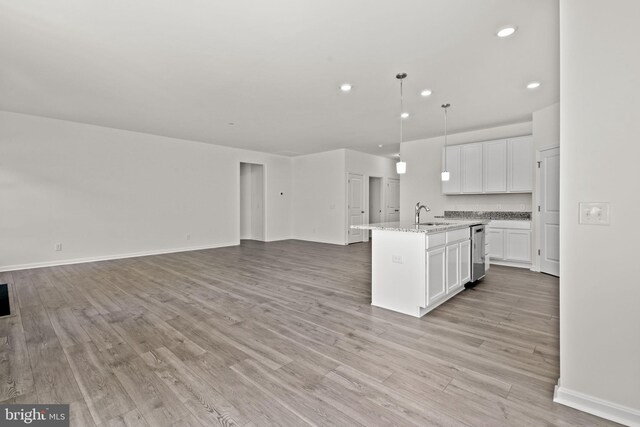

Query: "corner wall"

xmin=0 ymin=111 xmax=292 ymax=271
xmin=556 ymin=0 xmax=640 ymax=424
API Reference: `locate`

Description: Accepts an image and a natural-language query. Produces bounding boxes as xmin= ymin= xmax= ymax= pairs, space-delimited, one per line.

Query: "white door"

xmin=347 ymin=173 xmax=365 ymax=244
xmin=386 ymin=178 xmax=400 ymax=221
xmin=369 ymin=177 xmax=382 ymax=224
xmin=484 ymin=139 xmax=507 ymax=192
xmin=461 ymin=143 xmax=483 ymax=193
xmin=540 ymin=147 xmax=560 ymax=276
xmin=442 ymin=146 xmax=461 ymax=194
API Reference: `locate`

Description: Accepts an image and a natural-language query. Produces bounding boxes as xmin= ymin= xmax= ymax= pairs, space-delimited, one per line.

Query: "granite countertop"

xmin=351 ymin=218 xmax=488 ymax=234
xmin=439 ymin=210 xmax=532 ymax=221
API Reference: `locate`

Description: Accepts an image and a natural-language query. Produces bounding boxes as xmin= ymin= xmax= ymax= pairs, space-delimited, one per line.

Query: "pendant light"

xmin=396 ymin=73 xmax=407 ymax=175
xmin=441 ymin=103 xmax=451 ymax=181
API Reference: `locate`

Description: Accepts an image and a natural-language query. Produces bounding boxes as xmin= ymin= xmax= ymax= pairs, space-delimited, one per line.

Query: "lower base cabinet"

xmin=426 ymin=233 xmax=470 ymax=305
xmin=487 ymin=221 xmax=531 ymax=267
xmin=425 ymin=247 xmax=446 ymax=305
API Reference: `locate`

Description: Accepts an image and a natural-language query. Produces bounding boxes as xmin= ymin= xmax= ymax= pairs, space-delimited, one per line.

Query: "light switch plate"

xmin=579 ymin=202 xmax=610 ymax=225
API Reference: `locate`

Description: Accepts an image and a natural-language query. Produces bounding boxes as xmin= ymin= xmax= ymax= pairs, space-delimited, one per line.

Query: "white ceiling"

xmin=0 ymin=0 xmax=559 ymax=158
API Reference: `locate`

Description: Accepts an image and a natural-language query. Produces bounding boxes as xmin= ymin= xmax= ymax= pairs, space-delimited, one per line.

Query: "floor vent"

xmin=0 ymin=284 xmax=11 ymax=317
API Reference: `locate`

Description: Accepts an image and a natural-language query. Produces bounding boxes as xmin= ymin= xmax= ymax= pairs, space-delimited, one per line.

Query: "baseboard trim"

xmin=0 ymin=241 xmax=239 ymax=272
xmin=490 ymin=260 xmax=532 ymax=269
xmin=554 ymin=385 xmax=640 ymax=426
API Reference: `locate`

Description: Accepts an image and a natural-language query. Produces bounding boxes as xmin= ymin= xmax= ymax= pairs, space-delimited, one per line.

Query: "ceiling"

xmin=0 ymin=0 xmax=559 ymax=158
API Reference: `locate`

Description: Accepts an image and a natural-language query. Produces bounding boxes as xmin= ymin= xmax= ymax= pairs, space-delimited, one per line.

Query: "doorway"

xmin=386 ymin=178 xmax=400 ymax=222
xmin=539 ymin=147 xmax=560 ymax=276
xmin=240 ymin=162 xmax=265 ymax=241
xmin=368 ymin=176 xmax=383 ymax=240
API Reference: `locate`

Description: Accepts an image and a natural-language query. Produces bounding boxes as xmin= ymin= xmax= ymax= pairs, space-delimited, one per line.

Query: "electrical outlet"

xmin=186 ymin=234 xmax=191 ymax=240
xmin=392 ymin=255 xmax=403 ymax=264
xmin=55 ymin=243 xmax=62 ymax=251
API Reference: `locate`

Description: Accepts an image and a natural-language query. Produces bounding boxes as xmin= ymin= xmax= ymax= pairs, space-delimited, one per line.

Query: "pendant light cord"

xmin=442 ymin=103 xmax=451 ymax=171
xmin=400 ymin=78 xmax=404 ymax=151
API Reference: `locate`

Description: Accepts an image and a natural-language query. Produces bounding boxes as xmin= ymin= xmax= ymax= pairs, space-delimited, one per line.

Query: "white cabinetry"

xmin=371 ymin=226 xmax=474 ymax=318
xmin=508 ymin=136 xmax=533 ymax=192
xmin=505 ymin=230 xmax=532 ymax=263
xmin=425 ymin=247 xmax=446 ymax=305
xmin=487 ymin=221 xmax=532 ymax=268
xmin=487 ymin=229 xmax=504 ymax=259
xmin=442 ymin=146 xmax=461 ymax=194
xmin=461 ymin=143 xmax=483 ymax=193
xmin=483 ymin=139 xmax=507 ymax=192
xmin=445 ymin=244 xmax=461 ymax=293
xmin=442 ymin=136 xmax=532 ymax=194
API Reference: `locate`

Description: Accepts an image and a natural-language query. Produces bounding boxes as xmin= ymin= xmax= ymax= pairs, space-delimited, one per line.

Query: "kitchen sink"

xmin=417 ymin=222 xmax=450 ymax=226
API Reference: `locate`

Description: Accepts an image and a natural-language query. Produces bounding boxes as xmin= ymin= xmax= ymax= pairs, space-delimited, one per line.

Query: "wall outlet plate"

xmin=579 ymin=202 xmax=610 ymax=225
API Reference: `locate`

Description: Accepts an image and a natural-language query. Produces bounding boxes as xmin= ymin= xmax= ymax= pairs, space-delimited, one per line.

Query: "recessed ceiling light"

xmin=420 ymin=89 xmax=432 ymax=97
xmin=497 ymin=26 xmax=517 ymax=38
xmin=340 ymin=83 xmax=352 ymax=92
xmin=526 ymin=81 xmax=541 ymax=89
xmin=400 ymin=112 xmax=410 ymax=119
xmin=378 ymin=144 xmax=383 ymax=148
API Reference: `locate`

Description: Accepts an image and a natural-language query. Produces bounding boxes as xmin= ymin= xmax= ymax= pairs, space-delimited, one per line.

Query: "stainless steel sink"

xmin=417 ymin=222 xmax=450 ymax=226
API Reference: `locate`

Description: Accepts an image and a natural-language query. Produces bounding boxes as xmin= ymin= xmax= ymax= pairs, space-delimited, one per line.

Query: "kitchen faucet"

xmin=415 ymin=202 xmax=431 ymax=224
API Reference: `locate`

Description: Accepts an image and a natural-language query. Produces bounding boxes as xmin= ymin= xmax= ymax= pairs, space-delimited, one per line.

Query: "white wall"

xmin=291 ymin=148 xmax=398 ymax=245
xmin=291 ymin=149 xmax=346 ymax=245
xmin=400 ymin=122 xmax=533 ymax=222
xmin=0 ymin=111 xmax=292 ymax=270
xmin=531 ymin=103 xmax=560 ymax=271
xmin=556 ymin=1 xmax=640 ymax=424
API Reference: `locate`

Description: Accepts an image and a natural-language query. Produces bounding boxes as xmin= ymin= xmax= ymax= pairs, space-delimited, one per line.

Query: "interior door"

xmin=347 ymin=173 xmax=365 ymax=244
xmin=540 ymin=147 xmax=560 ymax=276
xmin=386 ymin=178 xmax=400 ymax=221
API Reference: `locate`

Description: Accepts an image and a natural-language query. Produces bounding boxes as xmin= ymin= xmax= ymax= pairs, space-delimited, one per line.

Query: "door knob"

xmin=361 ymin=211 xmax=365 ymax=213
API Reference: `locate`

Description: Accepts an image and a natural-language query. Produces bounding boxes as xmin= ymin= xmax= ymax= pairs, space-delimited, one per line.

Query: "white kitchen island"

xmin=353 ymin=220 xmax=488 ymax=317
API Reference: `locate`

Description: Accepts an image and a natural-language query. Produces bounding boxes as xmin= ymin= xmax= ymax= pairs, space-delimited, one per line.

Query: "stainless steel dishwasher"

xmin=470 ymin=225 xmax=486 ymax=283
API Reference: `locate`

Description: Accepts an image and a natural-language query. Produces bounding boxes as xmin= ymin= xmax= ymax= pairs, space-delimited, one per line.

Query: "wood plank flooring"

xmin=0 ymin=240 xmax=619 ymax=426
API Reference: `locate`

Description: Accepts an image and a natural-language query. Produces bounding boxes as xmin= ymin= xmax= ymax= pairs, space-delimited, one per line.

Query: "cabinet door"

xmin=461 ymin=143 xmax=483 ymax=193
xmin=459 ymin=240 xmax=471 ymax=285
xmin=441 ymin=146 xmax=461 ymax=194
xmin=425 ymin=247 xmax=446 ymax=306
xmin=483 ymin=139 xmax=507 ymax=192
xmin=508 ymin=136 xmax=533 ymax=192
xmin=505 ymin=230 xmax=531 ymax=262
xmin=487 ymin=228 xmax=504 ymax=259
xmin=445 ymin=244 xmax=461 ymax=293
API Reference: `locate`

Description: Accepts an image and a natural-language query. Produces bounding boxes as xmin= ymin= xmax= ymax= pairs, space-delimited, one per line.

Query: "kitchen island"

xmin=353 ymin=219 xmax=488 ymax=317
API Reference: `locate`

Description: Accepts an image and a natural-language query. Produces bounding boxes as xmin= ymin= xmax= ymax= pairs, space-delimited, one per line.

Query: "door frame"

xmin=238 ymin=161 xmax=267 ymax=242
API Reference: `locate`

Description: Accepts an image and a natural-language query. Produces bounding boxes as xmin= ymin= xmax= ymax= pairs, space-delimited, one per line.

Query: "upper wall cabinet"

xmin=442 ymin=135 xmax=532 ymax=195
xmin=461 ymin=143 xmax=483 ymax=193
xmin=507 ymin=136 xmax=534 ymax=192
xmin=483 ymin=139 xmax=508 ymax=192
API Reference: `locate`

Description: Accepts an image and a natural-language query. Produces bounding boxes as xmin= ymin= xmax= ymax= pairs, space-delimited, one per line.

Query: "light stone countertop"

xmin=351 ymin=218 xmax=488 ymax=234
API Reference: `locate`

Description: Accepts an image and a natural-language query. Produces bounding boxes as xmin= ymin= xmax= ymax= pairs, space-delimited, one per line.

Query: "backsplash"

xmin=442 ymin=210 xmax=531 ymax=220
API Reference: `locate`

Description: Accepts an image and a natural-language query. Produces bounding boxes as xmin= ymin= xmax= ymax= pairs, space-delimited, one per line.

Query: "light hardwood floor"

xmin=0 ymin=240 xmax=619 ymax=426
